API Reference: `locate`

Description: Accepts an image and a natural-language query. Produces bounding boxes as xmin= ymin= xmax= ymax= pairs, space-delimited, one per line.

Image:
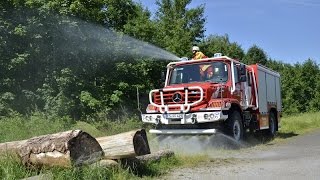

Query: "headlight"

xmin=146 ymin=104 xmax=157 ymax=113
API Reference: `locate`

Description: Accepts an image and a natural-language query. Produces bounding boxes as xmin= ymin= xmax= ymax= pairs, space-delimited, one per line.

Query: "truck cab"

xmin=141 ymin=55 xmax=281 ymax=141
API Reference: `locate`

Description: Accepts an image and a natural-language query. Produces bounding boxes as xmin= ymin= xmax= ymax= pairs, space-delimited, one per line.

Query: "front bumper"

xmin=149 ymin=128 xmax=217 ymax=135
xmin=141 ymin=111 xmax=228 ymax=125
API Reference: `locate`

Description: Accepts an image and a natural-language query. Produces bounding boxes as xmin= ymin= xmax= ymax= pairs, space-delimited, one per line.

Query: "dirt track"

xmin=164 ymin=130 xmax=320 ymax=179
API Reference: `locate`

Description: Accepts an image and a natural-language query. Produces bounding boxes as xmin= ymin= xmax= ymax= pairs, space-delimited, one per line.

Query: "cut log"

xmin=89 ymin=159 xmax=119 ymax=169
xmin=96 ymin=129 xmax=150 ymax=159
xmin=0 ymin=139 xmax=28 ymax=153
xmin=22 ymin=173 xmax=53 ymax=180
xmin=0 ymin=130 xmax=103 ymax=167
xmin=121 ymin=150 xmax=174 ymax=169
xmin=135 ymin=150 xmax=174 ymax=163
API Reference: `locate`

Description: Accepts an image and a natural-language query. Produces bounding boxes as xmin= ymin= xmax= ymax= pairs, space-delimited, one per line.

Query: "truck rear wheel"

xmin=266 ymin=112 xmax=277 ymax=138
xmin=229 ymin=111 xmax=244 ymax=141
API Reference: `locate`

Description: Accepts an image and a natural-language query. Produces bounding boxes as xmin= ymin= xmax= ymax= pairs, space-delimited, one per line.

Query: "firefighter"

xmin=191 ymin=46 xmax=210 ymax=79
xmin=200 ymin=65 xmax=213 ymax=81
xmin=192 ymin=46 xmax=207 ymax=60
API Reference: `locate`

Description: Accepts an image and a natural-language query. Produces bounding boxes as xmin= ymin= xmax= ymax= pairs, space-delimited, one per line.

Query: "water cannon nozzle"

xmin=180 ymin=57 xmax=189 ymax=61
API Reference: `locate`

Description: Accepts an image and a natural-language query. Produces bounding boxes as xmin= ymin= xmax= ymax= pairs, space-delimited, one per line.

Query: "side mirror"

xmin=161 ymin=71 xmax=166 ymax=82
xmin=239 ymin=75 xmax=247 ymax=82
xmin=239 ymin=64 xmax=246 ymax=76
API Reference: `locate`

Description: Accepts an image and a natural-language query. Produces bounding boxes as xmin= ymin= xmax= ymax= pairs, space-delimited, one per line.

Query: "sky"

xmin=135 ymin=0 xmax=320 ymax=64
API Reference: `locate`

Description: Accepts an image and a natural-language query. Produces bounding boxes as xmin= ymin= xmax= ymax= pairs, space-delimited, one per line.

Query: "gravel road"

xmin=164 ymin=130 xmax=320 ymax=180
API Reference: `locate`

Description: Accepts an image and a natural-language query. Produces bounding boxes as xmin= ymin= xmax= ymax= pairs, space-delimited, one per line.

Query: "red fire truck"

xmin=141 ymin=54 xmax=281 ymax=141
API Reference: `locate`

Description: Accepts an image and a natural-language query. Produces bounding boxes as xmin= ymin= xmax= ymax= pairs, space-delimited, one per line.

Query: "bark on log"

xmin=0 ymin=130 xmax=103 ymax=167
xmin=96 ymin=129 xmax=150 ymax=159
xmin=22 ymin=173 xmax=53 ymax=180
xmin=135 ymin=150 xmax=174 ymax=163
xmin=0 ymin=140 xmax=28 ymax=153
xmin=89 ymin=159 xmax=119 ymax=168
xmin=121 ymin=150 xmax=174 ymax=169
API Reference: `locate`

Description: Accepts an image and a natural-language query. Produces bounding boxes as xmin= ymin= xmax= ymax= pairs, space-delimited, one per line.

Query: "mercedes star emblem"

xmin=172 ymin=93 xmax=182 ymax=103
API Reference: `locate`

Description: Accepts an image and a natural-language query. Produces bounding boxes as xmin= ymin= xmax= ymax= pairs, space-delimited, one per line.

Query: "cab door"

xmin=244 ymin=71 xmax=253 ymax=107
xmin=237 ymin=64 xmax=250 ymax=107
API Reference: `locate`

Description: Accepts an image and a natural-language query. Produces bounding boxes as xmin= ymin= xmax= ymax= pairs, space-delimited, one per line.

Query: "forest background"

xmin=1 ymin=0 xmax=319 ymax=123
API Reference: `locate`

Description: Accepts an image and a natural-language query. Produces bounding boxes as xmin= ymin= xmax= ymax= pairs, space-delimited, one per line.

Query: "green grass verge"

xmin=1 ymin=112 xmax=320 ymax=179
xmin=279 ymin=111 xmax=320 ymax=135
xmin=0 ymin=113 xmax=191 ymax=179
xmin=0 ymin=152 xmax=205 ymax=180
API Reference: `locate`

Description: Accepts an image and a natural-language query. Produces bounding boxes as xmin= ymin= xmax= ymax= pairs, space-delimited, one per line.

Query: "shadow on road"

xmin=277 ymin=132 xmax=299 ymax=139
xmin=243 ymin=131 xmax=299 ymax=147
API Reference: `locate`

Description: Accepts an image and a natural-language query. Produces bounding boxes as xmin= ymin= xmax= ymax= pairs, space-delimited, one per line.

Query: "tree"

xmin=244 ymin=45 xmax=267 ymax=65
xmin=124 ymin=7 xmax=157 ymax=44
xmin=102 ymin=0 xmax=141 ymax=31
xmin=199 ymin=34 xmax=245 ymax=60
xmin=154 ymin=0 xmax=206 ymax=57
xmin=0 ymin=0 xmax=172 ymax=119
xmin=269 ymin=59 xmax=320 ymax=114
xmin=299 ymin=59 xmax=319 ymax=112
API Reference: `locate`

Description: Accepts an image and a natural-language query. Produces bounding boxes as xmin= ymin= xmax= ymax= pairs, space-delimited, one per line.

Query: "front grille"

xmin=153 ymin=89 xmax=205 ymax=105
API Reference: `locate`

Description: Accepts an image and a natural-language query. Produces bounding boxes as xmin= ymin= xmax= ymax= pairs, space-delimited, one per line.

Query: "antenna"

xmin=136 ymin=86 xmax=142 ymax=114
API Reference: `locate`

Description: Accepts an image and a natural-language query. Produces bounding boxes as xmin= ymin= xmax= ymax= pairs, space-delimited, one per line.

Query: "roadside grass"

xmin=0 ymin=113 xmax=199 ymax=179
xmin=123 ymin=154 xmax=207 ymax=179
xmin=279 ymin=111 xmax=320 ymax=135
xmin=0 ymin=151 xmax=205 ymax=180
xmin=0 ymin=153 xmax=133 ymax=180
xmin=93 ymin=117 xmax=144 ymax=136
xmin=0 ymin=154 xmax=38 ymax=180
xmin=0 ymin=113 xmax=144 ymax=143
xmin=2 ymin=112 xmax=319 ymax=179
xmin=0 ymin=113 xmax=73 ymax=143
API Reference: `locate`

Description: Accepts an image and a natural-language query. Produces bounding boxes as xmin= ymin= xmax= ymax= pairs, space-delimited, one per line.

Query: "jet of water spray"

xmin=150 ymin=134 xmax=245 ymax=156
xmin=58 ymin=16 xmax=181 ymax=61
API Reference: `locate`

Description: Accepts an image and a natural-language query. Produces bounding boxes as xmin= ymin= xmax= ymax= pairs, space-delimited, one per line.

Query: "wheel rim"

xmin=233 ymin=120 xmax=241 ymax=141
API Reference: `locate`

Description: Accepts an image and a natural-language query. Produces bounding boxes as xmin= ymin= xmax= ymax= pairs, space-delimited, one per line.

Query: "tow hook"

xmin=191 ymin=114 xmax=197 ymax=124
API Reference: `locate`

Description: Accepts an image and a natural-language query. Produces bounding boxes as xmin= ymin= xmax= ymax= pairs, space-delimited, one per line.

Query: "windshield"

xmin=169 ymin=62 xmax=228 ymax=85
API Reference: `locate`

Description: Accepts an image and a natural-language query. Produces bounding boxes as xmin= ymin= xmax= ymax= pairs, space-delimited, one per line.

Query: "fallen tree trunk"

xmin=96 ymin=129 xmax=150 ymax=159
xmin=135 ymin=150 xmax=174 ymax=164
xmin=22 ymin=173 xmax=53 ymax=180
xmin=121 ymin=150 xmax=174 ymax=169
xmin=0 ymin=130 xmax=103 ymax=167
xmin=89 ymin=159 xmax=119 ymax=169
xmin=0 ymin=139 xmax=28 ymax=153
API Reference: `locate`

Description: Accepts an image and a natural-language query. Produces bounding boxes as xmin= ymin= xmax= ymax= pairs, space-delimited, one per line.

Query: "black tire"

xmin=229 ymin=111 xmax=244 ymax=141
xmin=266 ymin=112 xmax=277 ymax=138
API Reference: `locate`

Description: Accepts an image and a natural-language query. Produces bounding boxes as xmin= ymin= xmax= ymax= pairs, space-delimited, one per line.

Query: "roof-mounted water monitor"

xmin=214 ymin=53 xmax=222 ymax=57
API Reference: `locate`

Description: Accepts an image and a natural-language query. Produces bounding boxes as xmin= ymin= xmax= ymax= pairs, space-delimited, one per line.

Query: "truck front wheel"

xmin=229 ymin=111 xmax=244 ymax=141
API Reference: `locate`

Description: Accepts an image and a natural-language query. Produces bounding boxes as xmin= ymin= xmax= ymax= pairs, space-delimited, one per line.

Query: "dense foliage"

xmin=0 ymin=0 xmax=319 ymax=121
